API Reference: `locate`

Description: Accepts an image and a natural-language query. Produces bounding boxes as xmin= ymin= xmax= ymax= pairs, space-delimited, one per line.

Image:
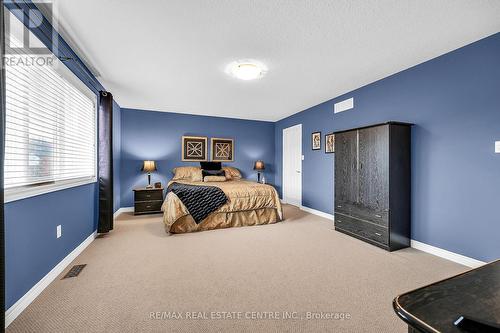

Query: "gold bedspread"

xmin=161 ymin=180 xmax=283 ymax=233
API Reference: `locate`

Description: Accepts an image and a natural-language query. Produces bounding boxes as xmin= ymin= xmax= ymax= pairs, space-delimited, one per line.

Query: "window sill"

xmin=5 ymin=177 xmax=98 ymax=203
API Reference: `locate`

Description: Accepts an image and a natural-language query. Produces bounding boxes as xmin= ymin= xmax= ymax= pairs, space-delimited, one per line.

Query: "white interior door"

xmin=283 ymin=124 xmax=302 ymax=206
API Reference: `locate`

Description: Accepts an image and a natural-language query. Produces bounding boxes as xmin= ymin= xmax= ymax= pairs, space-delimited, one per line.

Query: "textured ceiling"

xmin=49 ymin=0 xmax=500 ymax=121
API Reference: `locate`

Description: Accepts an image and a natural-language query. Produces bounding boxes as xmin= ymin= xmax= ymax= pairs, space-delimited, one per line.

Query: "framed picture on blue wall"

xmin=325 ymin=133 xmax=335 ymax=153
xmin=211 ymin=138 xmax=234 ymax=162
xmin=312 ymin=131 xmax=321 ymax=150
xmin=182 ymin=136 xmax=208 ymax=161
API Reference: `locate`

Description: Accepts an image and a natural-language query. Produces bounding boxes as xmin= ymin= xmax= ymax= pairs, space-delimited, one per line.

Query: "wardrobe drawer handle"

xmin=375 ymin=214 xmax=382 ymax=218
xmin=337 ymin=220 xmax=342 ymax=223
xmin=337 ymin=205 xmax=342 ymax=208
xmin=146 ymin=205 xmax=151 ymax=208
xmin=375 ymin=232 xmax=382 ymax=236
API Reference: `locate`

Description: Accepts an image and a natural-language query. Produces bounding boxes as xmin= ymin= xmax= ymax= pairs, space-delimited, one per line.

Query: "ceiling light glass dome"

xmin=225 ymin=59 xmax=267 ymax=80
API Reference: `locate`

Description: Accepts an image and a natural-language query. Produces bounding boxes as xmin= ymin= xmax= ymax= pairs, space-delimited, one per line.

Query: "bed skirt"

xmin=166 ymin=208 xmax=281 ymax=234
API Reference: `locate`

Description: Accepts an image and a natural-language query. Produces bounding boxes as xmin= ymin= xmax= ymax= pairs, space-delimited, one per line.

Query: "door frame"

xmin=282 ymin=124 xmax=302 ymax=206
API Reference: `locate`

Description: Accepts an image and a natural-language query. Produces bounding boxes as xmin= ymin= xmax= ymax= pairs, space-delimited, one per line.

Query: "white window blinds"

xmin=4 ymin=19 xmax=96 ymax=197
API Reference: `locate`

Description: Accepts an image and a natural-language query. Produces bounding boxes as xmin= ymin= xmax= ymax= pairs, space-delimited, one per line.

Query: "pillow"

xmin=200 ymin=162 xmax=222 ymax=170
xmin=203 ymin=175 xmax=227 ymax=182
xmin=202 ymin=169 xmax=225 ymax=178
xmin=172 ymin=166 xmax=203 ymax=182
xmin=222 ymin=167 xmax=242 ymax=180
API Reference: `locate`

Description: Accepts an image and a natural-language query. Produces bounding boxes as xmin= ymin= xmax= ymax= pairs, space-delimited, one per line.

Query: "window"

xmin=4 ymin=13 xmax=97 ymax=202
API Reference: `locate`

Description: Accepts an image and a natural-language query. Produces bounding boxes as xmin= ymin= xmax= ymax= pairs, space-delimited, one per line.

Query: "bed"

xmin=161 ymin=166 xmax=283 ymax=234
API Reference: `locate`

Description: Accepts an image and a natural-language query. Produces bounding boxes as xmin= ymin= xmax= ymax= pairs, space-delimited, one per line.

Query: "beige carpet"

xmin=7 ymin=205 xmax=466 ymax=333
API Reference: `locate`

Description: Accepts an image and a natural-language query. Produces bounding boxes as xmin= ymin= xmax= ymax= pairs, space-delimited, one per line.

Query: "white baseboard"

xmin=113 ymin=206 xmax=134 ymax=219
xmin=291 ymin=203 xmax=484 ymax=268
xmin=299 ymin=206 xmax=485 ymax=268
xmin=410 ymin=240 xmax=486 ymax=268
xmin=300 ymin=205 xmax=334 ymax=221
xmin=5 ymin=231 xmax=97 ymax=328
xmin=281 ymin=200 xmax=334 ymax=221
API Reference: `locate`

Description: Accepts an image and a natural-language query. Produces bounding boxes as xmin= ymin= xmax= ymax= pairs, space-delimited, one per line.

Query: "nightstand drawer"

xmin=134 ymin=200 xmax=162 ymax=213
xmin=135 ymin=190 xmax=163 ymax=202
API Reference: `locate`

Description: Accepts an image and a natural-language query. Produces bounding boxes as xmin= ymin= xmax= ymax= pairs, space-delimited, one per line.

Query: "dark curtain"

xmin=0 ymin=0 xmax=5 ymax=327
xmin=98 ymin=91 xmax=113 ymax=233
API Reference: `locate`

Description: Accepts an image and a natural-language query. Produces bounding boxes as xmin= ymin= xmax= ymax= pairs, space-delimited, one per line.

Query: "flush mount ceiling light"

xmin=225 ymin=59 xmax=267 ymax=80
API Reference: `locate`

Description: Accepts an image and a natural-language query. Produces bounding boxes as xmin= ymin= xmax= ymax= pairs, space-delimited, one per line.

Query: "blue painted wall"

xmin=120 ymin=108 xmax=275 ymax=207
xmin=275 ymin=33 xmax=500 ymax=262
xmin=113 ymin=101 xmax=122 ymax=212
xmin=5 ymin=184 xmax=97 ymax=308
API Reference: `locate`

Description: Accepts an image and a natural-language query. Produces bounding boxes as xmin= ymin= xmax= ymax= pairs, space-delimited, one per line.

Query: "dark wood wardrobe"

xmin=334 ymin=122 xmax=412 ymax=251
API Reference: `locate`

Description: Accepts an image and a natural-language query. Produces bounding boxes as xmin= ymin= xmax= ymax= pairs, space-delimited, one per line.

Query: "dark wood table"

xmin=393 ymin=259 xmax=500 ymax=333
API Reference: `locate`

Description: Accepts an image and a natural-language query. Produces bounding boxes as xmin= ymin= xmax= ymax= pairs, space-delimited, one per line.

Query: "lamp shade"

xmin=141 ymin=160 xmax=157 ymax=173
xmin=253 ymin=160 xmax=265 ymax=171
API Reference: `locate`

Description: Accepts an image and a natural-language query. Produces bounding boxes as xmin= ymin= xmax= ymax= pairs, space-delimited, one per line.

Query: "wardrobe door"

xmin=357 ymin=125 xmax=389 ymax=226
xmin=334 ymin=130 xmax=358 ymax=216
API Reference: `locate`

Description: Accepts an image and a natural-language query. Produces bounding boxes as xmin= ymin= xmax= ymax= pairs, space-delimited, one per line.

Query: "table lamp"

xmin=253 ymin=160 xmax=265 ymax=183
xmin=141 ymin=160 xmax=157 ymax=188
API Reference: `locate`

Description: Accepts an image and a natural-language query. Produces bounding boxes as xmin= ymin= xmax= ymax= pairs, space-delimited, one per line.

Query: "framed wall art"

xmin=211 ymin=138 xmax=234 ymax=162
xmin=312 ymin=131 xmax=321 ymax=150
xmin=325 ymin=133 xmax=335 ymax=153
xmin=182 ymin=136 xmax=208 ymax=161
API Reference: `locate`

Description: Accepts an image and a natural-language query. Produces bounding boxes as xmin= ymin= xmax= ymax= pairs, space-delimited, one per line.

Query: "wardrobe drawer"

xmin=335 ymin=203 xmax=388 ymax=227
xmin=350 ymin=205 xmax=388 ymax=227
xmin=334 ymin=213 xmax=388 ymax=246
xmin=334 ymin=201 xmax=351 ymax=216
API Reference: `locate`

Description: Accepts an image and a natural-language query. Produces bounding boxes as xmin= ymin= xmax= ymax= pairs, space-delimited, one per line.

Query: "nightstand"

xmin=133 ymin=187 xmax=164 ymax=215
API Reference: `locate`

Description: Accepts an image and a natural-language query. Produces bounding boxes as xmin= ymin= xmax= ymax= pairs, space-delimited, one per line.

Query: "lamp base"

xmin=145 ymin=184 xmax=153 ymax=189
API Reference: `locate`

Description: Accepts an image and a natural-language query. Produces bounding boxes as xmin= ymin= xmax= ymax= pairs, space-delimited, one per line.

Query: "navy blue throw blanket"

xmin=168 ymin=182 xmax=228 ymax=224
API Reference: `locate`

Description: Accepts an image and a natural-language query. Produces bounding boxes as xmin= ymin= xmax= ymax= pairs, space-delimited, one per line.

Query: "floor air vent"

xmin=62 ymin=264 xmax=87 ymax=279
